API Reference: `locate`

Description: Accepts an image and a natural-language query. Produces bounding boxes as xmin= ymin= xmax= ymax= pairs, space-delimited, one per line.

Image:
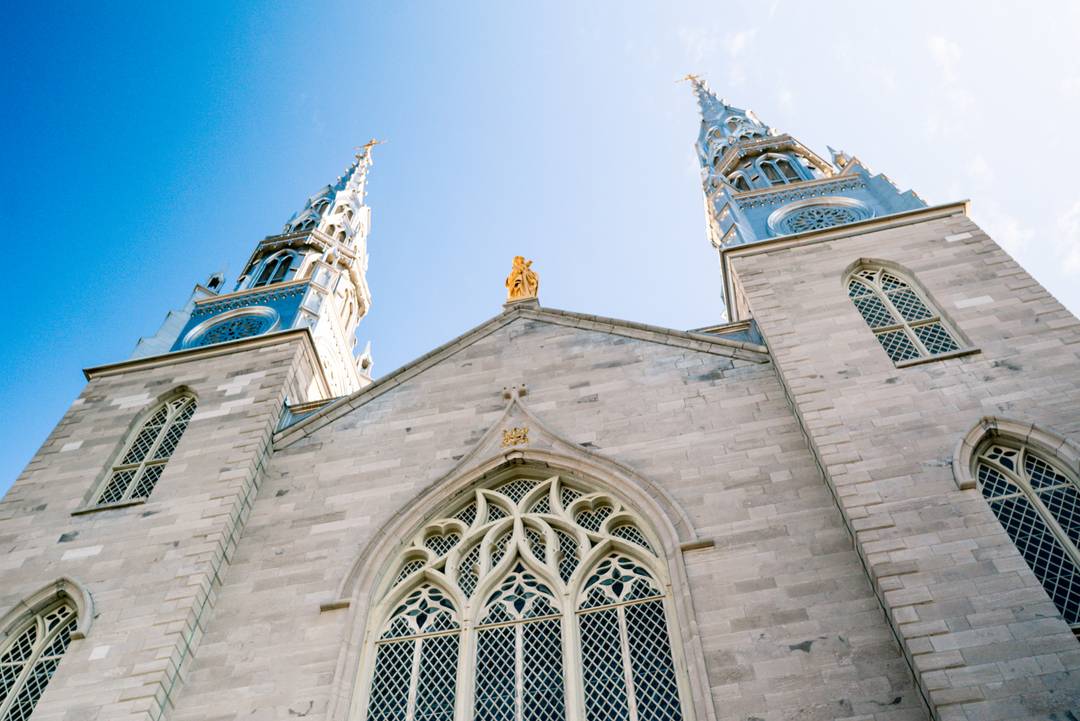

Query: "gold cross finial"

xmin=355 ymin=138 xmax=385 ymax=159
xmin=678 ymin=73 xmax=701 ymax=84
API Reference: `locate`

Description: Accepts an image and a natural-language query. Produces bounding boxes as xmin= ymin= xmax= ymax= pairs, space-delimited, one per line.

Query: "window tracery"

xmin=0 ymin=601 xmax=77 ymax=721
xmin=95 ymin=394 xmax=197 ymax=505
xmin=363 ymin=475 xmax=684 ymax=721
xmin=846 ymin=266 xmax=961 ymax=364
xmin=975 ymin=441 xmax=1080 ymax=637
xmin=190 ymin=314 xmax=272 ymax=347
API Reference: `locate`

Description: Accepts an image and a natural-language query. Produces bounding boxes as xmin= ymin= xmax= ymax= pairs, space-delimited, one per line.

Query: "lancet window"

xmin=758 ymin=156 xmax=802 ymax=186
xmin=0 ymin=602 xmax=77 ymax=720
xmin=95 ymin=394 xmax=196 ymax=506
xmin=362 ymin=475 xmax=686 ymax=721
xmin=975 ymin=441 xmax=1080 ymax=638
xmin=846 ymin=266 xmax=961 ymax=364
xmin=726 ymin=172 xmax=750 ymax=192
xmin=252 ymin=252 xmax=297 ymax=288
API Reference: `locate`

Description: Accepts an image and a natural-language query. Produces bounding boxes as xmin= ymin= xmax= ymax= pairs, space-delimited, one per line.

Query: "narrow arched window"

xmin=578 ymin=555 xmax=680 ymax=721
xmin=728 ymin=173 xmax=750 ymax=192
xmin=847 ymin=266 xmax=961 ymax=364
xmin=361 ymin=475 xmax=686 ymax=721
xmin=96 ymin=394 xmax=196 ymax=505
xmin=252 ymin=253 xmax=296 ymax=288
xmin=775 ymin=158 xmax=800 ymax=182
xmin=367 ymin=585 xmax=460 ymax=721
xmin=976 ymin=442 xmax=1080 ymax=636
xmin=760 ymin=162 xmax=782 ymax=184
xmin=0 ymin=602 xmax=77 ymax=719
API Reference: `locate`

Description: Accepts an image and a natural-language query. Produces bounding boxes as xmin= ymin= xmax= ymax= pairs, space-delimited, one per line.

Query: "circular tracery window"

xmin=784 ymin=206 xmax=860 ymax=233
xmin=190 ymin=314 xmax=271 ymax=347
xmin=768 ymin=197 xmax=872 ymax=236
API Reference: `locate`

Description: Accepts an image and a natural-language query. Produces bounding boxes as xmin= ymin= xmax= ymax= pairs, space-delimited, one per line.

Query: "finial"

xmin=678 ymin=73 xmax=701 ymax=84
xmin=356 ymin=138 xmax=385 ymax=160
xmin=827 ymin=145 xmax=850 ymax=168
xmin=505 ymin=256 xmax=539 ymax=303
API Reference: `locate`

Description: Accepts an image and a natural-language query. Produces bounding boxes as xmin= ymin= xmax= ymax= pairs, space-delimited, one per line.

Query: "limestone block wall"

xmin=168 ymin=315 xmax=927 ymax=721
xmin=0 ymin=336 xmax=320 ymax=721
xmin=729 ymin=210 xmax=1080 ymax=720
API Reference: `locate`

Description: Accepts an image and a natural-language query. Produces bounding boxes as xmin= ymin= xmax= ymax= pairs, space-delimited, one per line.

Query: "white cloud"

xmin=967 ymin=154 xmax=995 ymax=186
xmin=677 ymin=27 xmax=716 ymax=65
xmin=921 ymin=35 xmax=974 ymax=138
xmin=722 ymin=29 xmax=757 ymax=88
xmin=1055 ymin=199 xmax=1080 ymax=275
xmin=927 ymin=35 xmax=961 ymax=84
xmin=777 ymin=87 xmax=794 ymax=110
xmin=977 ymin=201 xmax=1035 ymax=257
xmin=725 ymin=29 xmax=757 ymax=58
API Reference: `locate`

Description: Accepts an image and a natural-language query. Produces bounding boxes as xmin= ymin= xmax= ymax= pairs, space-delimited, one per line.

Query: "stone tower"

xmin=690 ymin=76 xmax=1080 ymax=718
xmin=133 ymin=143 xmax=379 ymax=395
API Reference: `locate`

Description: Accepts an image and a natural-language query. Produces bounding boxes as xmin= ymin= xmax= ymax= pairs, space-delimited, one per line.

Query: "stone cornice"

xmin=718 ymin=200 xmax=971 ymax=322
xmin=83 ymin=328 xmax=331 ymax=397
xmin=687 ymin=319 xmax=753 ymax=335
xmin=191 ymin=280 xmax=308 ymax=314
xmin=732 ymin=176 xmax=868 ymax=210
xmin=273 ymin=305 xmax=771 ymax=447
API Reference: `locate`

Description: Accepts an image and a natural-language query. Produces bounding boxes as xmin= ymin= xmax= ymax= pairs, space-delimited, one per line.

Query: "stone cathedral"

xmin=1 ymin=77 xmax=1079 ymax=721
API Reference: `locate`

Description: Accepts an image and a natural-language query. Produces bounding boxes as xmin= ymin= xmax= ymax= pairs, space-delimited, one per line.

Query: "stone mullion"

xmin=876 ymin=284 xmax=930 ymax=357
xmin=405 ymin=637 xmax=423 ymax=721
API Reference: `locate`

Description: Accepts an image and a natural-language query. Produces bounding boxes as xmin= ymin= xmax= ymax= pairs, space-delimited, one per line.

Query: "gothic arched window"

xmin=95 ymin=394 xmax=197 ymax=506
xmin=252 ymin=252 xmax=296 ymax=288
xmin=727 ymin=173 xmax=750 ymax=192
xmin=760 ymin=162 xmax=782 ymax=184
xmin=846 ymin=265 xmax=961 ymax=364
xmin=775 ymin=158 xmax=800 ymax=182
xmin=974 ymin=441 xmax=1080 ymax=637
xmin=0 ymin=601 xmax=77 ymax=719
xmin=360 ymin=475 xmax=686 ymax=721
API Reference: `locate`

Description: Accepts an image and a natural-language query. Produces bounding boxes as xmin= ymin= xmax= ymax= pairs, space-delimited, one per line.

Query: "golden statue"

xmin=505 ymin=256 xmax=539 ymax=301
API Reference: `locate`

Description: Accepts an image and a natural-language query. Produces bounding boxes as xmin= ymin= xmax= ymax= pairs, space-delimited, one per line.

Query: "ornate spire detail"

xmin=282 ymin=139 xmax=381 ymax=242
xmin=686 ymin=78 xmax=927 ymax=272
xmin=685 ymin=74 xmax=769 ymax=156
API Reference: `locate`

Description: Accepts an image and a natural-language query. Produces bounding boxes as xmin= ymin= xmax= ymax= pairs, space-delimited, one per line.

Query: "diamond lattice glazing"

xmin=368 ymin=476 xmax=677 ymax=721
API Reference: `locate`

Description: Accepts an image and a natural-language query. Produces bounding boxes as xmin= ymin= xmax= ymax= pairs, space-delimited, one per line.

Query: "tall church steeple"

xmin=132 ymin=144 xmax=381 ymax=396
xmin=687 ymin=75 xmax=925 ymax=250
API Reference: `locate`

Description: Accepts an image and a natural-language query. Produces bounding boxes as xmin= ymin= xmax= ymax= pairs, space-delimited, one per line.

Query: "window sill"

xmin=71 ymin=498 xmax=148 ymax=516
xmin=895 ymin=347 xmax=981 ymax=368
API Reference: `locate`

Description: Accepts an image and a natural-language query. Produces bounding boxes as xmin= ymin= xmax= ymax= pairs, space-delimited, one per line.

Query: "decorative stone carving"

xmin=501 ymin=427 xmax=529 ymax=447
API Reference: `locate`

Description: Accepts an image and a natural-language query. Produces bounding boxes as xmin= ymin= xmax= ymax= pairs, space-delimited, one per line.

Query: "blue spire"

xmin=686 ymin=75 xmax=926 ymax=249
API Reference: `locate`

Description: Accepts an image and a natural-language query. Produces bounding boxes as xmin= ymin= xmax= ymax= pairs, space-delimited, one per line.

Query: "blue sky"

xmin=2 ymin=2 xmax=1078 ymax=496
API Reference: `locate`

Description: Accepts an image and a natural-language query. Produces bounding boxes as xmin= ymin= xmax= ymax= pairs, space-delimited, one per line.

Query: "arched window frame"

xmin=353 ymin=473 xmax=693 ymax=721
xmin=755 ymin=154 xmax=802 ymax=186
xmin=0 ymin=596 xmax=79 ymax=719
xmin=954 ymin=419 xmax=1080 ymax=639
xmin=726 ymin=171 xmax=750 ymax=192
xmin=85 ymin=392 xmax=197 ymax=508
xmin=844 ymin=263 xmax=968 ymax=365
xmin=250 ymin=251 xmax=299 ymax=289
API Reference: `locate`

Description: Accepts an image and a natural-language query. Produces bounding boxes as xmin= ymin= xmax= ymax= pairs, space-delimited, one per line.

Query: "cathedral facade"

xmin=1 ymin=80 xmax=1078 ymax=721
